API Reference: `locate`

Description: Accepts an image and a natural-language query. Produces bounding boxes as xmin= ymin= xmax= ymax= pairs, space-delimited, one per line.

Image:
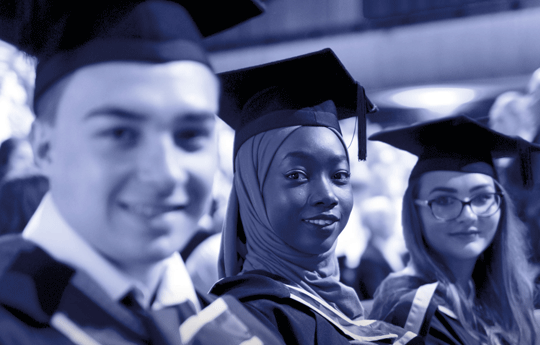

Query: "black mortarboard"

xmin=0 ymin=0 xmax=264 ymax=105
xmin=369 ymin=115 xmax=540 ymax=187
xmin=218 ymin=48 xmax=377 ymax=161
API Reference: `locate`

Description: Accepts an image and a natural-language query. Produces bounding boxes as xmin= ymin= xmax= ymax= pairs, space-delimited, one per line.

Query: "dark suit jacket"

xmin=0 ymin=235 xmax=283 ymax=345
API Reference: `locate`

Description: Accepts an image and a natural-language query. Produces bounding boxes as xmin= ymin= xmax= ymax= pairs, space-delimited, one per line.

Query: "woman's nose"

xmin=310 ymin=177 xmax=339 ymax=207
xmin=456 ymin=203 xmax=478 ymax=222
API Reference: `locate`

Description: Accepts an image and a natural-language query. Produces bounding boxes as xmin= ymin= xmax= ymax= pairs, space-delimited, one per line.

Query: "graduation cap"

xmin=218 ymin=48 xmax=377 ymax=161
xmin=0 ymin=0 xmax=264 ymax=106
xmin=369 ymin=115 xmax=540 ymax=188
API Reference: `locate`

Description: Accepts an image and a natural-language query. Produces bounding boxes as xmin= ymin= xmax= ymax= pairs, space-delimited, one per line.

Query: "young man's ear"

xmin=30 ymin=120 xmax=54 ymax=173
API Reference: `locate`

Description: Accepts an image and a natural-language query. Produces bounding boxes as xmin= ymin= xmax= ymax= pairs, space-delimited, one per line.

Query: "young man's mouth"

xmin=119 ymin=202 xmax=186 ymax=218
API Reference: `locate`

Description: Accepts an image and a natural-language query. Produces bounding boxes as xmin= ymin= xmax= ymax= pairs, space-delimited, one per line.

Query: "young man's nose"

xmin=137 ymin=135 xmax=187 ymax=193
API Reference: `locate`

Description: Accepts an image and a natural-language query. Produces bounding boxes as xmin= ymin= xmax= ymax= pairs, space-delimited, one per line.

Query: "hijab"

xmin=219 ymin=121 xmax=364 ymax=319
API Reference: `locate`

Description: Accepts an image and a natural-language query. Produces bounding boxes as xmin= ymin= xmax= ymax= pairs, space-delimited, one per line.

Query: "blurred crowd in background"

xmin=1 ymin=21 xmax=540 ymax=303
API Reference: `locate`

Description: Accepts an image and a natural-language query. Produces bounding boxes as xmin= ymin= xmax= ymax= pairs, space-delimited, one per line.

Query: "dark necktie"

xmin=121 ymin=291 xmax=197 ymax=345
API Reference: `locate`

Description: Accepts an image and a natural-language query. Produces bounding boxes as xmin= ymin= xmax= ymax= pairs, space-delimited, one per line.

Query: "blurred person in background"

xmin=488 ymin=91 xmax=531 ymax=141
xmin=185 ymin=232 xmax=222 ymax=293
xmin=337 ymin=122 xmax=415 ymax=291
xmin=487 ymin=69 xmax=540 ymax=143
xmin=523 ymin=68 xmax=540 ymax=306
xmin=353 ymin=196 xmax=407 ymax=302
xmin=369 ymin=115 xmax=539 ymax=345
xmin=184 ymin=120 xmax=236 ymax=293
xmin=0 ymin=137 xmax=37 ymax=183
xmin=526 ymin=67 xmax=540 ymax=127
xmin=0 ymin=174 xmax=48 ymax=235
xmin=491 ymin=68 xmax=540 ymax=307
xmin=0 ymin=1 xmax=285 ymax=344
xmin=334 ymin=120 xmax=377 ymax=287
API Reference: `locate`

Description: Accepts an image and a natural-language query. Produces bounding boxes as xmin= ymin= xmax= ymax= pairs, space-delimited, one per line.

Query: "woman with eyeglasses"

xmin=368 ymin=115 xmax=540 ymax=345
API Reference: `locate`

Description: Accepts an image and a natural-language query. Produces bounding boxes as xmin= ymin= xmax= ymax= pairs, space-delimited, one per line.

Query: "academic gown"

xmin=369 ymin=274 xmax=480 ymax=345
xmin=0 ymin=235 xmax=284 ymax=345
xmin=211 ymin=270 xmax=424 ymax=345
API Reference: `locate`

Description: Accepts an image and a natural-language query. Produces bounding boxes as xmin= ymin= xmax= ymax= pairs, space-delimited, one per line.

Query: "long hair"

xmin=402 ymin=176 xmax=538 ymax=344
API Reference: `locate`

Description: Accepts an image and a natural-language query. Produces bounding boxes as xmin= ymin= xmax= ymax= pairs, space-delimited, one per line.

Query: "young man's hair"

xmin=402 ymin=177 xmax=538 ymax=344
xmin=33 ymin=75 xmax=74 ymax=124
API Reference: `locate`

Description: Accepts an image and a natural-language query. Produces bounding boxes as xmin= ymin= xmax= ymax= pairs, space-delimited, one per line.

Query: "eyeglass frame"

xmin=414 ymin=192 xmax=503 ymax=221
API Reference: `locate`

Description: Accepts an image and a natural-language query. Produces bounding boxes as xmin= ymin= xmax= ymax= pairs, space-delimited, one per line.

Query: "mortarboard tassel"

xmin=519 ymin=140 xmax=534 ymax=189
xmin=356 ymin=83 xmax=378 ymax=161
xmin=356 ymin=83 xmax=367 ymax=161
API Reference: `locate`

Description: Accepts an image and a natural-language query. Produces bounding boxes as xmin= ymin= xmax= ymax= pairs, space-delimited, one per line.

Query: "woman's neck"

xmin=443 ymin=257 xmax=476 ymax=293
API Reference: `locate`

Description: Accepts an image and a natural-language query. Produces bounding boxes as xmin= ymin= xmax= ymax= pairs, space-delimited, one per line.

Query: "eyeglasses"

xmin=415 ymin=193 xmax=503 ymax=221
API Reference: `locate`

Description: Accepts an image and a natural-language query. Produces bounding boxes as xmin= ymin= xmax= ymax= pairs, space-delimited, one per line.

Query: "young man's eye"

xmin=101 ymin=127 xmax=139 ymax=145
xmin=174 ymin=128 xmax=211 ymax=152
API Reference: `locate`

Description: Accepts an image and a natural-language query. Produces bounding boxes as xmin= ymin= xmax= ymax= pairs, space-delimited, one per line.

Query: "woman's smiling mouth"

xmin=449 ymin=229 xmax=481 ymax=238
xmin=303 ymin=214 xmax=339 ymax=227
xmin=304 ymin=219 xmax=336 ymax=226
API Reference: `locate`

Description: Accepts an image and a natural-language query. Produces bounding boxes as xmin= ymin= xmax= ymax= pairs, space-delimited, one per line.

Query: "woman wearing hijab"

xmin=368 ymin=115 xmax=540 ymax=345
xmin=210 ymin=49 xmax=422 ymax=345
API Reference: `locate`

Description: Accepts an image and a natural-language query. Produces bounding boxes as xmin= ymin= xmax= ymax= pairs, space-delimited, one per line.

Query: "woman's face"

xmin=262 ymin=126 xmax=353 ymax=255
xmin=416 ymin=171 xmax=500 ymax=265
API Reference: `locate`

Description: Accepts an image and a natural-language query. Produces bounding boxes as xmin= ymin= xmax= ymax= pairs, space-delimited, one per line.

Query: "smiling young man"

xmin=0 ymin=1 xmax=285 ymax=344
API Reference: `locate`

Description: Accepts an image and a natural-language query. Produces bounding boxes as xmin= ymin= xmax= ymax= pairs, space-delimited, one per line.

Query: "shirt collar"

xmin=22 ymin=192 xmax=200 ymax=311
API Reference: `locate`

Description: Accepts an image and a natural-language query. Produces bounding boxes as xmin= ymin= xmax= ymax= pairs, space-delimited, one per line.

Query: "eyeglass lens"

xmin=430 ymin=193 xmax=501 ymax=220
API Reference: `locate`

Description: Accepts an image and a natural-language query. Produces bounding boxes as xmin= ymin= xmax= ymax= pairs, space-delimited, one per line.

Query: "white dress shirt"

xmin=23 ymin=192 xmax=200 ymax=312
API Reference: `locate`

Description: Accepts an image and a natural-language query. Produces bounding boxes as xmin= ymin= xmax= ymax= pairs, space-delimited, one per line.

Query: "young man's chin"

xmin=108 ymin=246 xmax=176 ymax=267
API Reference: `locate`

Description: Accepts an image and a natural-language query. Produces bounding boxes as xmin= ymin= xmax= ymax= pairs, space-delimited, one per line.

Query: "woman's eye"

xmin=431 ymin=196 xmax=456 ymax=206
xmin=472 ymin=193 xmax=495 ymax=206
xmin=286 ymin=172 xmax=307 ymax=180
xmin=333 ymin=171 xmax=350 ymax=181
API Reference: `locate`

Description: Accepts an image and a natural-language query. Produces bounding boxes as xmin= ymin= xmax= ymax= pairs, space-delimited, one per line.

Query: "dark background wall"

xmin=206 ymin=0 xmax=540 ymax=90
xmin=204 ymin=0 xmax=540 ymax=124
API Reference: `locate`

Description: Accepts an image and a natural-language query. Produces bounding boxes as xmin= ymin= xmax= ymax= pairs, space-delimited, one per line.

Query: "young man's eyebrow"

xmin=175 ymin=112 xmax=216 ymax=122
xmin=84 ymin=107 xmax=146 ymax=121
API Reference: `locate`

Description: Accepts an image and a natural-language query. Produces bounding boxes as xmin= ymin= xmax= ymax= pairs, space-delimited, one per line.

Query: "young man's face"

xmin=37 ymin=61 xmax=219 ymax=266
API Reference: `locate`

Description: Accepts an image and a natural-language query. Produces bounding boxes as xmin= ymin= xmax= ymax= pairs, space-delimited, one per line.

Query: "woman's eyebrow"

xmin=283 ymin=151 xmax=347 ymax=162
xmin=283 ymin=151 xmax=312 ymax=160
xmin=469 ymin=184 xmax=494 ymax=193
xmin=428 ymin=184 xmax=494 ymax=195
xmin=428 ymin=186 xmax=457 ymax=195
